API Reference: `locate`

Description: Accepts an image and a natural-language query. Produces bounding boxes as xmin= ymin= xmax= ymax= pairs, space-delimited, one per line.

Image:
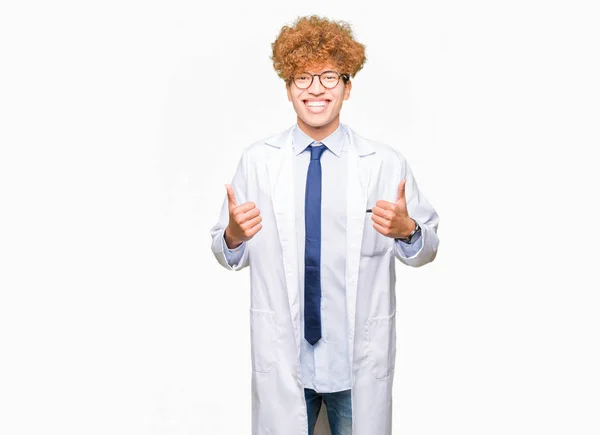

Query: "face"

xmin=286 ymin=64 xmax=352 ymax=141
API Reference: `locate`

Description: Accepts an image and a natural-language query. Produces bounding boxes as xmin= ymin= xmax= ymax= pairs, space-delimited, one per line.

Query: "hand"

xmin=224 ymin=184 xmax=263 ymax=249
xmin=371 ymin=179 xmax=416 ymax=239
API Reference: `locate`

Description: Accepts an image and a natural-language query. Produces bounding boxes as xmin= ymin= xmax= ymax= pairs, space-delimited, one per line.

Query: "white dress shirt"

xmin=222 ymin=123 xmax=422 ymax=392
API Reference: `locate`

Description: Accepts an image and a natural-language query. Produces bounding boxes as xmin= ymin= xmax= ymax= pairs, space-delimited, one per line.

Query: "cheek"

xmin=289 ymin=92 xmax=303 ymax=107
xmin=292 ymin=99 xmax=303 ymax=111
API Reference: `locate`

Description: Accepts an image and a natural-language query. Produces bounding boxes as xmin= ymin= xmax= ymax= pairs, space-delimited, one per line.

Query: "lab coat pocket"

xmin=249 ymin=308 xmax=278 ymax=373
xmin=365 ymin=311 xmax=397 ymax=379
xmin=361 ymin=213 xmax=392 ymax=256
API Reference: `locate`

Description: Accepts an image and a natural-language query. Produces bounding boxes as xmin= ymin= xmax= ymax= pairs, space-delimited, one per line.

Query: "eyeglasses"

xmin=291 ymin=71 xmax=349 ymax=89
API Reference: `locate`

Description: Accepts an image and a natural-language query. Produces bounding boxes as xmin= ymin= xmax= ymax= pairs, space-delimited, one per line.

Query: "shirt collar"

xmin=292 ymin=123 xmax=345 ymax=157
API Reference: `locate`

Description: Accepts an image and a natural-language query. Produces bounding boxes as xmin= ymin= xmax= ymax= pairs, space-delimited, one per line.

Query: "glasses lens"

xmin=293 ymin=73 xmax=312 ymax=89
xmin=320 ymin=72 xmax=340 ymax=88
xmin=293 ymin=71 xmax=342 ymax=89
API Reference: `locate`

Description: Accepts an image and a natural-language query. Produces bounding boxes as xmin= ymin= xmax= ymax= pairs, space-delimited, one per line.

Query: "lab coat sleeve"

xmin=222 ymin=235 xmax=246 ymax=267
xmin=209 ymin=151 xmax=250 ymax=271
xmin=394 ymin=231 xmax=423 ymax=258
xmin=393 ymin=157 xmax=440 ymax=267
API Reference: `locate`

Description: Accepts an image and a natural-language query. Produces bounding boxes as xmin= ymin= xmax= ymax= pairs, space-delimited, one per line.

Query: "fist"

xmin=371 ymin=179 xmax=415 ymax=239
xmin=224 ymin=184 xmax=262 ymax=249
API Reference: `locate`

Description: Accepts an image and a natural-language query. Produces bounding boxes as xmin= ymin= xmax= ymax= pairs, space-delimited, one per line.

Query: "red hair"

xmin=271 ymin=15 xmax=367 ymax=81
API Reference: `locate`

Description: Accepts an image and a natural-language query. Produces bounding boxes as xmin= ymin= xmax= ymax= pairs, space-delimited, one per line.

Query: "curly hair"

xmin=271 ymin=15 xmax=367 ymax=82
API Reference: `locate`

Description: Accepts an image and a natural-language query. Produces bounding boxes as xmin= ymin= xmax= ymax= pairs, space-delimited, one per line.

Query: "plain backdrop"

xmin=1 ymin=0 xmax=599 ymax=434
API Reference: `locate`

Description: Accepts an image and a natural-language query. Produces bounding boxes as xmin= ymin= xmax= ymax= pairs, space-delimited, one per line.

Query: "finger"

xmin=375 ymin=200 xmax=395 ymax=211
xmin=396 ymin=179 xmax=407 ymax=203
xmin=233 ymin=202 xmax=257 ymax=216
xmin=237 ymin=206 xmax=260 ymax=222
xmin=372 ymin=205 xmax=393 ymax=220
xmin=373 ymin=222 xmax=391 ymax=237
xmin=371 ymin=213 xmax=391 ymax=228
xmin=241 ymin=214 xmax=263 ymax=231
xmin=225 ymin=184 xmax=238 ymax=210
xmin=245 ymin=222 xmax=263 ymax=238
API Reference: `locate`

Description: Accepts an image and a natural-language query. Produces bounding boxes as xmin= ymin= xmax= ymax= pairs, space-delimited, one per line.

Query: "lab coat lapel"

xmin=264 ymin=124 xmax=376 ymax=377
xmin=344 ymin=126 xmax=375 ymax=378
xmin=265 ymin=126 xmax=302 ymax=357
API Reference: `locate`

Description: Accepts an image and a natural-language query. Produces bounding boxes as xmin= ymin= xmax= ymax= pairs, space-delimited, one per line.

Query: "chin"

xmin=304 ymin=121 xmax=330 ymax=128
xmin=300 ymin=115 xmax=334 ymax=128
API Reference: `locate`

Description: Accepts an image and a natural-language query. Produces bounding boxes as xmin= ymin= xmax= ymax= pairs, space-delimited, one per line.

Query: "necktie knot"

xmin=309 ymin=143 xmax=327 ymax=161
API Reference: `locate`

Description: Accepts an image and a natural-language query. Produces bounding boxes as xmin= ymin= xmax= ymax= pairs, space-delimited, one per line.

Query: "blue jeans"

xmin=304 ymin=388 xmax=352 ymax=435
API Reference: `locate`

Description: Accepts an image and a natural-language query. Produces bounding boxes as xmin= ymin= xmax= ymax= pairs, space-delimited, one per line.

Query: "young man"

xmin=210 ymin=15 xmax=440 ymax=435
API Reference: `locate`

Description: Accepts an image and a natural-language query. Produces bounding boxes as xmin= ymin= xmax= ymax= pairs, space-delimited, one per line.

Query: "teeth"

xmin=305 ymin=101 xmax=328 ymax=107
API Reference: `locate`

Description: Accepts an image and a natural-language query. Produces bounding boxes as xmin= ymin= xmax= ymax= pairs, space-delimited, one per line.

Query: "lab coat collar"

xmin=291 ymin=124 xmax=344 ymax=157
xmin=264 ymin=123 xmax=375 ymax=157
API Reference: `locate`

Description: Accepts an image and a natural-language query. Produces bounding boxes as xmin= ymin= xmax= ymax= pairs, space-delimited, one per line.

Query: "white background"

xmin=1 ymin=0 xmax=599 ymax=434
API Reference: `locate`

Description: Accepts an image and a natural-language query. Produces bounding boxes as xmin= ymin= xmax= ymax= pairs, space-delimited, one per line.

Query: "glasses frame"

xmin=291 ymin=70 xmax=350 ymax=90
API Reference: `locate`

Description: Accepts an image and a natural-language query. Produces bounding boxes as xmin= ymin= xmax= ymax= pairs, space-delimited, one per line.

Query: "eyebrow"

xmin=304 ymin=69 xmax=337 ymax=74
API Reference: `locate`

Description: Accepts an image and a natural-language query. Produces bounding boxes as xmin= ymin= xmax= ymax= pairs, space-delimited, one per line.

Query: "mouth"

xmin=303 ymin=99 xmax=331 ymax=113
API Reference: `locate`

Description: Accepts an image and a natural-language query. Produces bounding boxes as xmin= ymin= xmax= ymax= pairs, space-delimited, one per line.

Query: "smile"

xmin=303 ymin=99 xmax=331 ymax=113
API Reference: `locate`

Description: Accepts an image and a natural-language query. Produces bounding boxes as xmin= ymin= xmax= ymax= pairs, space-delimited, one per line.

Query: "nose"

xmin=308 ymin=75 xmax=325 ymax=94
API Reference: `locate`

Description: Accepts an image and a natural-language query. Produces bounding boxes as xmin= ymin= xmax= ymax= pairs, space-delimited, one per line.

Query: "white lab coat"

xmin=210 ymin=124 xmax=440 ymax=435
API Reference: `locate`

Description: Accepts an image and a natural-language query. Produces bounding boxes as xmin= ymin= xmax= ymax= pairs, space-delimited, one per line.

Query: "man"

xmin=210 ymin=15 xmax=439 ymax=435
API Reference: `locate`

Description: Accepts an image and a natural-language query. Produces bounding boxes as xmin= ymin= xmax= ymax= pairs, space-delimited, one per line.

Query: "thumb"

xmin=396 ymin=179 xmax=407 ymax=204
xmin=225 ymin=184 xmax=238 ymax=210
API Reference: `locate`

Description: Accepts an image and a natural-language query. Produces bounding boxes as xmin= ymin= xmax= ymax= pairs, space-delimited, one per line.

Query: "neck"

xmin=297 ymin=116 xmax=340 ymax=141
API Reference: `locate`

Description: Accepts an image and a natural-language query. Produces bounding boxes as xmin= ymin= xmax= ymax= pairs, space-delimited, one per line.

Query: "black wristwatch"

xmin=395 ymin=218 xmax=421 ymax=244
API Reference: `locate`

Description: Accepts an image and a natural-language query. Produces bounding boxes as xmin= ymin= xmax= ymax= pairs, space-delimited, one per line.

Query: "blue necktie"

xmin=305 ymin=143 xmax=327 ymax=346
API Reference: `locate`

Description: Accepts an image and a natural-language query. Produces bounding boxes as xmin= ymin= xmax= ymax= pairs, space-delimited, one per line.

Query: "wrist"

xmin=224 ymin=227 xmax=243 ymax=249
xmin=403 ymin=218 xmax=417 ymax=239
xmin=395 ymin=218 xmax=420 ymax=244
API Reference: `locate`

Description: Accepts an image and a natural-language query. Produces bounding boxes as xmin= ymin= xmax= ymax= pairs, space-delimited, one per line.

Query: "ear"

xmin=286 ymin=82 xmax=292 ymax=101
xmin=343 ymin=79 xmax=352 ymax=100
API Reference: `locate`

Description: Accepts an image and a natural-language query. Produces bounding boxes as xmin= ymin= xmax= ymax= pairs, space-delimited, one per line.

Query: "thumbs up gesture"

xmin=224 ymin=184 xmax=263 ymax=249
xmin=371 ymin=179 xmax=416 ymax=239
